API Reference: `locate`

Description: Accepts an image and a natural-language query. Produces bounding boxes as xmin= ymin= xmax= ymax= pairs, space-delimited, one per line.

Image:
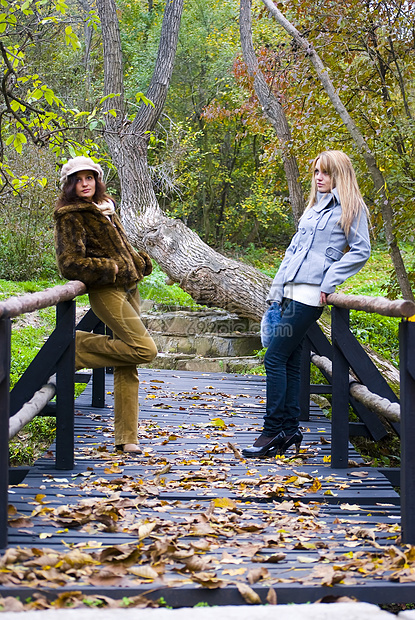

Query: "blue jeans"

xmin=263 ymin=298 xmax=323 ymax=436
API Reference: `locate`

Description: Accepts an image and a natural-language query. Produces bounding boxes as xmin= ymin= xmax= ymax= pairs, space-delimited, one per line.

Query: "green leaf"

xmin=135 ymin=92 xmax=155 ymax=108
xmin=44 ymin=89 xmax=54 ymax=105
xmin=13 ymin=133 xmax=27 ymax=154
xmin=64 ymin=24 xmax=80 ymax=49
xmin=55 ymin=0 xmax=68 ymax=14
xmin=99 ymin=93 xmax=121 ymax=104
xmin=73 ymin=110 xmax=89 ymax=119
xmin=15 ymin=133 xmax=27 ymax=145
xmin=31 ymin=89 xmax=43 ymax=100
xmin=10 ymin=100 xmax=25 ymax=112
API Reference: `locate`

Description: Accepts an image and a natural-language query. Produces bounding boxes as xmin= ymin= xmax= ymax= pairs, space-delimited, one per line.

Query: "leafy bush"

xmin=0 ymin=146 xmax=59 ymax=281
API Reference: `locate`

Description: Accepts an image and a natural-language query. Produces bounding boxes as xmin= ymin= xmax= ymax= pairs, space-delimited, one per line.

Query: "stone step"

xmin=141 ymin=309 xmax=260 ymax=336
xmin=146 ymin=352 xmax=262 ymax=373
xmin=151 ymin=331 xmax=262 ymax=358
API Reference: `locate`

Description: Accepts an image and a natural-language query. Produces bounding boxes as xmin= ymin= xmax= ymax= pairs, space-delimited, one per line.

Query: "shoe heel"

xmin=280 ymin=431 xmax=303 ymax=456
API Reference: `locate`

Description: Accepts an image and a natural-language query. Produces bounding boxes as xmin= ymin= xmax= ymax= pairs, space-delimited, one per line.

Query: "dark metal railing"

xmin=0 ymin=281 xmax=106 ymax=550
xmin=299 ymin=292 xmax=415 ymax=543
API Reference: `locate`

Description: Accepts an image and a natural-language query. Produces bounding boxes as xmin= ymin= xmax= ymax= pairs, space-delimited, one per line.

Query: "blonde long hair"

xmin=306 ymin=150 xmax=369 ymax=236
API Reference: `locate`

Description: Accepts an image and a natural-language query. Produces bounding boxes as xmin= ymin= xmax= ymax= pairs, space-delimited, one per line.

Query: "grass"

xmin=138 ymin=265 xmax=205 ymax=308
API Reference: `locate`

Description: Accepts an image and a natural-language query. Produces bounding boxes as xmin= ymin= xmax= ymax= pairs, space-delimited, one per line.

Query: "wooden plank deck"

xmin=3 ymin=369 xmax=412 ymax=607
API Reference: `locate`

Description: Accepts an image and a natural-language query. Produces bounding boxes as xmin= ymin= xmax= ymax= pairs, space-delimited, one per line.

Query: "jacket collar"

xmin=54 ymin=201 xmax=103 ymax=219
xmin=313 ymin=187 xmax=340 ymax=212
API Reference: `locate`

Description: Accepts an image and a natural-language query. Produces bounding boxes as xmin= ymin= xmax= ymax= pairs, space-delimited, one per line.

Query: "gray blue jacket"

xmin=267 ymin=189 xmax=371 ymax=303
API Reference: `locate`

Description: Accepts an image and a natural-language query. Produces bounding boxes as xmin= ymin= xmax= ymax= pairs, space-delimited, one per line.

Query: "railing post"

xmin=331 ymin=307 xmax=350 ymax=468
xmin=55 ymin=300 xmax=75 ymax=470
xmin=92 ymin=320 xmax=105 ymax=408
xmin=299 ymin=336 xmax=311 ymax=420
xmin=0 ymin=317 xmax=11 ymax=549
xmin=400 ymin=319 xmax=415 ymax=544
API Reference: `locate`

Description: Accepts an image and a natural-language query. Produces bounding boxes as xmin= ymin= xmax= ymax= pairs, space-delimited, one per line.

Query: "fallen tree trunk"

xmin=310 ymin=352 xmax=400 ymax=423
xmin=9 ymin=378 xmax=56 ymax=440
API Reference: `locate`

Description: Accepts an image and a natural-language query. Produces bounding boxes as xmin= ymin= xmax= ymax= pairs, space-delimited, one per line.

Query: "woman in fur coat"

xmin=54 ymin=156 xmax=157 ymax=454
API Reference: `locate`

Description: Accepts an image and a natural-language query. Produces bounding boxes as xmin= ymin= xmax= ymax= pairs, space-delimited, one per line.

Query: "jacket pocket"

xmin=317 ymin=210 xmax=332 ymax=230
xmin=325 ymin=246 xmax=343 ymax=261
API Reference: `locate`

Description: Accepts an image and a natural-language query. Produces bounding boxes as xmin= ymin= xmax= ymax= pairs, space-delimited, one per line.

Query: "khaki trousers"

xmin=75 ymin=285 xmax=157 ymax=446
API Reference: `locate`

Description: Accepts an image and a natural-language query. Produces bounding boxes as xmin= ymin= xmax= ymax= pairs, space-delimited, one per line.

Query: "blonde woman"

xmin=243 ymin=150 xmax=371 ymax=458
xmin=54 ymin=156 xmax=157 ymax=454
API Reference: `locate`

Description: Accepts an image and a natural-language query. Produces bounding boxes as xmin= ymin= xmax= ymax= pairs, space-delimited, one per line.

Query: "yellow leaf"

xmin=211 ymin=417 xmax=226 ymax=428
xmin=39 ymin=533 xmax=53 ymax=539
xmin=309 ymin=478 xmax=322 ymax=492
xmin=213 ymin=497 xmax=237 ymax=510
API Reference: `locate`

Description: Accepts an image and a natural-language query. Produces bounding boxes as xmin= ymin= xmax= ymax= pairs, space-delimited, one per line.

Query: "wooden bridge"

xmin=1 ymin=283 xmax=415 ymax=607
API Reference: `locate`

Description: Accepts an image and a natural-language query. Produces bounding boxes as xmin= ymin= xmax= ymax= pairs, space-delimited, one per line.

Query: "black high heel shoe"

xmin=268 ymin=430 xmax=303 ymax=457
xmin=242 ymin=431 xmax=286 ymax=458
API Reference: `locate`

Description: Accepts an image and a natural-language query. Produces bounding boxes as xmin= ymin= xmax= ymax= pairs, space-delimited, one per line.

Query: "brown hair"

xmin=306 ymin=150 xmax=369 ymax=236
xmin=55 ymin=171 xmax=113 ymax=210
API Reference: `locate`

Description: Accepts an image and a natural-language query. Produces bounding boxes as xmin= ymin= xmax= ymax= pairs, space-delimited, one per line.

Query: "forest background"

xmin=1 ymin=0 xmax=414 ymax=299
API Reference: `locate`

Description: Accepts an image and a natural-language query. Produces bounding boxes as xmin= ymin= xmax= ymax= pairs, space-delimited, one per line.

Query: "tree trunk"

xmin=261 ymin=0 xmax=414 ymax=301
xmin=310 ymin=353 xmax=400 ymax=423
xmin=77 ymin=0 xmax=94 ymax=106
xmin=96 ymin=0 xmax=272 ymax=320
xmin=239 ymin=0 xmax=304 ymax=222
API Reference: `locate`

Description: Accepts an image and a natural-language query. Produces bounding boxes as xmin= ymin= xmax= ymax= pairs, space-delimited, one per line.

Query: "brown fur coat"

xmin=54 ymin=201 xmax=152 ymax=289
